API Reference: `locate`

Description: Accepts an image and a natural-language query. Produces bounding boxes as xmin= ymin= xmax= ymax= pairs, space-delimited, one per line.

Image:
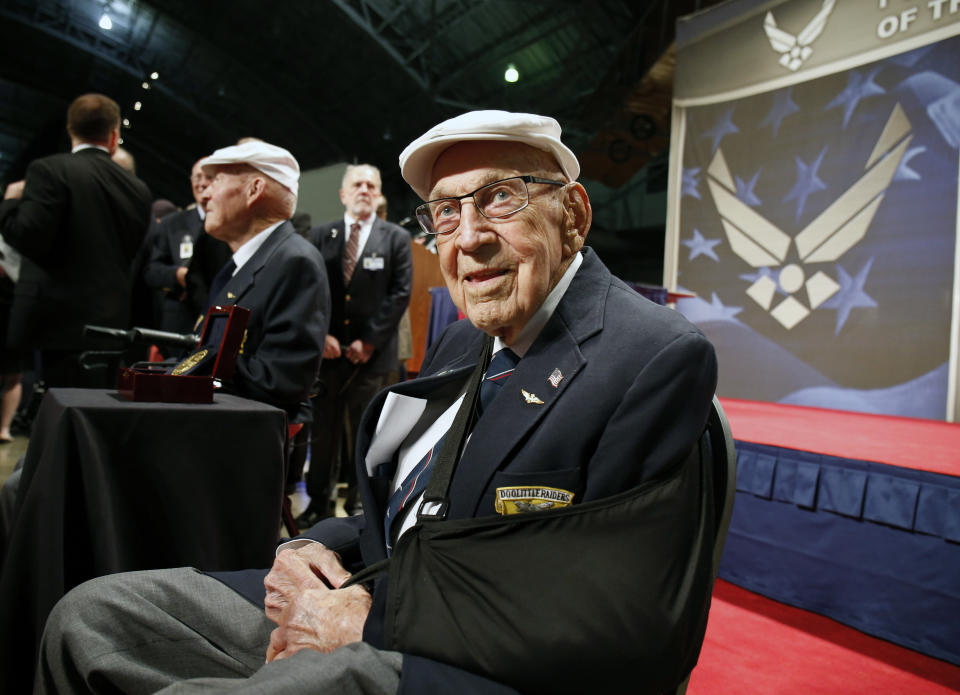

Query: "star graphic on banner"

xmin=825 ymin=69 xmax=886 ymax=128
xmin=821 ymin=258 xmax=877 ymax=335
xmin=894 ymin=146 xmax=926 ymax=181
xmin=707 ymin=292 xmax=743 ymax=320
xmin=783 ymin=147 xmax=828 ymax=220
xmin=683 ymin=229 xmax=722 ymax=261
xmin=739 ymin=267 xmax=787 ymax=295
xmin=682 ymin=167 xmax=702 ymax=199
xmin=701 ymin=107 xmax=739 ymax=154
xmin=759 ymin=88 xmax=800 ymax=137
xmin=735 ymin=169 xmax=763 ymax=207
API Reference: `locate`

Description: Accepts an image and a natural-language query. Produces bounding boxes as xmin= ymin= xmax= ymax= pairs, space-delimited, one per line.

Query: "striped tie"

xmin=383 ymin=434 xmax=446 ymax=552
xmin=479 ymin=348 xmax=520 ymax=414
xmin=343 ymin=222 xmax=360 ymax=284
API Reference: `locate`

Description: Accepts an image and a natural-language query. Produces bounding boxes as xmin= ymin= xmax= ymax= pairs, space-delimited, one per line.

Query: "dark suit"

xmin=184 ymin=226 xmax=233 ymax=326
xmin=308 ymin=218 xmax=413 ymax=375
xmin=304 ymin=218 xmax=413 ymax=511
xmin=207 ymin=221 xmax=330 ymax=423
xmin=0 ymin=147 xmax=151 ymax=385
xmin=224 ymin=247 xmax=718 ymax=692
xmin=142 ymin=207 xmax=205 ymax=334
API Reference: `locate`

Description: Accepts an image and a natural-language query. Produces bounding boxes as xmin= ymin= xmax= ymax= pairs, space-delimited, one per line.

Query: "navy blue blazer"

xmin=218 ymin=247 xmax=717 ymax=692
xmin=208 ymin=221 xmax=330 ymax=422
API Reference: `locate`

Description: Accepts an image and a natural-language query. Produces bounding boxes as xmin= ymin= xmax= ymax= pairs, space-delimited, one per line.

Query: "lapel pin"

xmin=521 ymin=388 xmax=544 ymax=405
xmin=226 ymin=291 xmax=236 ymax=299
xmin=548 ymin=368 xmax=563 ymax=388
xmin=331 ymin=228 xmax=339 ymax=238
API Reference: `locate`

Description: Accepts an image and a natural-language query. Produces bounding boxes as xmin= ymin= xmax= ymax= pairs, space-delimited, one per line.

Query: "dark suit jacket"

xmin=208 ymin=221 xmax=330 ymax=422
xmin=308 ymin=218 xmax=412 ymax=374
xmin=143 ymin=207 xmax=205 ymax=333
xmin=0 ymin=147 xmax=152 ymax=350
xmin=184 ymin=225 xmax=233 ymax=325
xmin=218 ymin=247 xmax=717 ymax=692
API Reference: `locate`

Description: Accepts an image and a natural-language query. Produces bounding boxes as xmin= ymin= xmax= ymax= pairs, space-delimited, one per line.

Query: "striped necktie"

xmin=383 ymin=433 xmax=446 ymax=553
xmin=343 ymin=222 xmax=361 ymax=284
xmin=478 ymin=348 xmax=520 ymax=414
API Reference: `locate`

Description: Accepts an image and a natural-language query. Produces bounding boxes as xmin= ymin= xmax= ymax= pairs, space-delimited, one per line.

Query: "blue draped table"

xmin=720 ymin=439 xmax=960 ymax=665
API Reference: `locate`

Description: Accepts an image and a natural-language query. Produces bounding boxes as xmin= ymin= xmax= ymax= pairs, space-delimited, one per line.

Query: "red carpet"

xmin=720 ymin=398 xmax=960 ymax=476
xmin=688 ymin=581 xmax=960 ymax=694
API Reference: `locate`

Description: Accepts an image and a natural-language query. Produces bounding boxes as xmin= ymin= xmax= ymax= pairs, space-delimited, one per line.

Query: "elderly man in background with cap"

xmin=183 ymin=140 xmax=330 ymax=424
xmin=36 ymin=112 xmax=716 ymax=695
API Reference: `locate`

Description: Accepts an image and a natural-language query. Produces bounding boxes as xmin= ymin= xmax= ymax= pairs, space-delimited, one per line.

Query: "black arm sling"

xmin=346 ymin=336 xmax=716 ymax=694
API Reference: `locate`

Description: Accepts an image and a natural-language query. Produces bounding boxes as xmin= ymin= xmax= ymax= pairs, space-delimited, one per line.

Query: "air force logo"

xmin=706 ymin=104 xmax=912 ymax=329
xmin=764 ymin=0 xmax=835 ymax=72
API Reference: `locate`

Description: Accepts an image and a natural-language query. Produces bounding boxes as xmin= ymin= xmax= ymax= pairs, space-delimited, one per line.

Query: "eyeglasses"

xmin=415 ymin=175 xmax=565 ymax=236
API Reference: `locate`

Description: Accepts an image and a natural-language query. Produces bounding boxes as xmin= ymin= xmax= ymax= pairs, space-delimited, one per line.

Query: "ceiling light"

xmin=118 ymin=137 xmax=124 ymax=144
xmin=141 ymin=82 xmax=150 ymax=90
xmin=504 ymin=64 xmax=519 ymax=83
xmin=134 ymin=101 xmax=142 ymax=111
xmin=99 ymin=13 xmax=113 ymax=30
xmin=150 ymin=72 xmax=159 ymax=80
xmin=122 ymin=118 xmax=130 ymax=127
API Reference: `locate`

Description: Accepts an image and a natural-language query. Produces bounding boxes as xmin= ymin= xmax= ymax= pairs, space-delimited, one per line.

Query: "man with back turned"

xmin=0 ymin=93 xmax=152 ymax=388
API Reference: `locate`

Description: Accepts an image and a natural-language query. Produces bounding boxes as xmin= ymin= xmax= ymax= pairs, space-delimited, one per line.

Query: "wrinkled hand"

xmin=323 ymin=334 xmax=341 ymax=360
xmin=265 ymin=584 xmax=371 ymax=662
xmin=345 ymin=339 xmax=374 ymax=365
xmin=3 ymin=180 xmax=25 ymax=200
xmin=263 ymin=543 xmax=370 ymax=662
xmin=264 ymin=543 xmax=348 ymax=623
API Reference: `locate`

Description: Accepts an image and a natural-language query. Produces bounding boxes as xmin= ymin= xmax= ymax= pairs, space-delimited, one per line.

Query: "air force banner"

xmin=668 ymin=0 xmax=960 ymax=421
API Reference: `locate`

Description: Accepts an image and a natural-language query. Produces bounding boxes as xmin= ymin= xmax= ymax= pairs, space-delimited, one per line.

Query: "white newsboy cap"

xmin=202 ymin=141 xmax=300 ymax=196
xmin=399 ymin=110 xmax=580 ymax=200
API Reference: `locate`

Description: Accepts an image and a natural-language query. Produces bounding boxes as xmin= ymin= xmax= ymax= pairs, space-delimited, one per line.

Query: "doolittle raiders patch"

xmin=494 ymin=486 xmax=574 ymax=515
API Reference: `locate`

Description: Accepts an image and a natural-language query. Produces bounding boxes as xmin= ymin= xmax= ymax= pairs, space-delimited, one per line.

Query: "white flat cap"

xmin=399 ymin=110 xmax=580 ymax=200
xmin=202 ymin=141 xmax=300 ymax=195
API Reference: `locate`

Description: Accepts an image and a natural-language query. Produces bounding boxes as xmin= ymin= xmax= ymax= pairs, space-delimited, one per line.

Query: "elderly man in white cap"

xmin=191 ymin=140 xmax=329 ymax=423
xmin=37 ymin=112 xmax=717 ymax=695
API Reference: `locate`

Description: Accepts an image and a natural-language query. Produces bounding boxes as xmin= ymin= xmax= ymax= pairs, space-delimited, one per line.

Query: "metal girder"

xmin=329 ymin=0 xmax=431 ymax=91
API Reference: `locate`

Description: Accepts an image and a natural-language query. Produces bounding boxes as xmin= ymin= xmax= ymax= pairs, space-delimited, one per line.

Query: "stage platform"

xmin=718 ymin=399 xmax=960 ymax=666
xmin=721 ymin=399 xmax=960 ymax=476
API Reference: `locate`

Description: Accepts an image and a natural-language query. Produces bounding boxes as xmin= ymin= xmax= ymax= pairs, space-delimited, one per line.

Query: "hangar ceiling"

xmin=0 ymin=0 xmax=722 ymax=224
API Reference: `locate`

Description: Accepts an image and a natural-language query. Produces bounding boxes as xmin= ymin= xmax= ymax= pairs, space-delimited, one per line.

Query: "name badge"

xmin=363 ymin=255 xmax=385 ymax=271
xmin=179 ymin=236 xmax=194 ymax=260
xmin=495 ymin=486 xmax=574 ymax=515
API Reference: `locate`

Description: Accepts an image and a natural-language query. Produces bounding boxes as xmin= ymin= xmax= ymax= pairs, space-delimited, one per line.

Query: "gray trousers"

xmin=36 ymin=567 xmax=402 ymax=695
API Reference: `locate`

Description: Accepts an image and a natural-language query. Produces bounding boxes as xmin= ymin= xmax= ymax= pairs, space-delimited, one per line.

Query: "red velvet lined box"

xmin=117 ymin=305 xmax=250 ymax=403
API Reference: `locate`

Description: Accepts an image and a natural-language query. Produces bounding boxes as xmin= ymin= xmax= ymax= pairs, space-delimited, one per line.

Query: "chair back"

xmin=706 ymin=396 xmax=737 ymax=577
xmin=675 ymin=396 xmax=737 ymax=695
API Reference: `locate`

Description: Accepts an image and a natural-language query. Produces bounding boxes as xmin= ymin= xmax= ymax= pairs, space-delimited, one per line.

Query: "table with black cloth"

xmin=0 ymin=388 xmax=287 ymax=692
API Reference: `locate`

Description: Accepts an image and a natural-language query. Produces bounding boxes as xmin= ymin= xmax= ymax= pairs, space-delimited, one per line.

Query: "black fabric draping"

xmin=721 ymin=440 xmax=960 ymax=666
xmin=0 ymin=388 xmax=287 ymax=692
